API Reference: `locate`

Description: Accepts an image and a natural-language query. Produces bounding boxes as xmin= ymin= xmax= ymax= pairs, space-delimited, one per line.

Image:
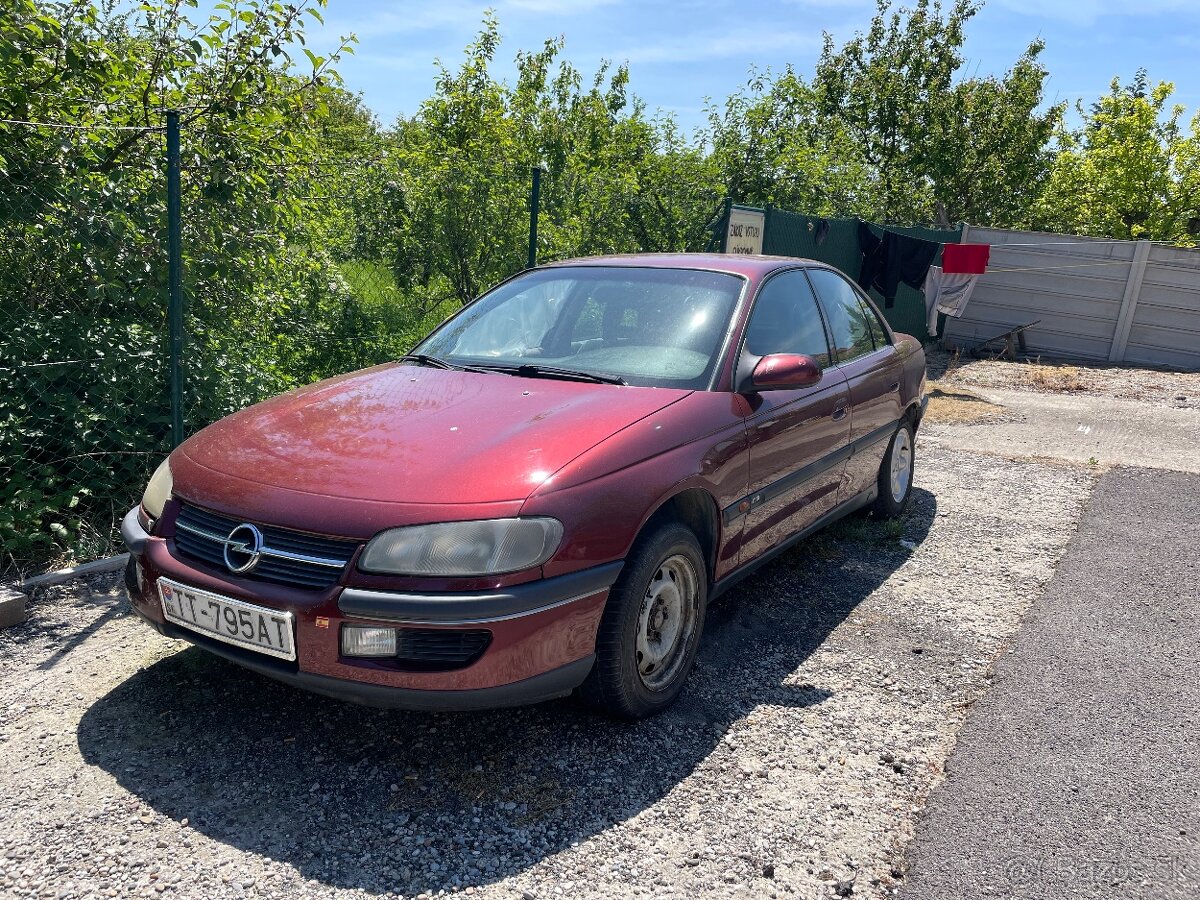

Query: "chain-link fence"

xmin=0 ymin=118 xmax=172 ymax=575
xmin=0 ymin=110 xmax=732 ymax=579
xmin=0 ymin=116 xmax=455 ymax=578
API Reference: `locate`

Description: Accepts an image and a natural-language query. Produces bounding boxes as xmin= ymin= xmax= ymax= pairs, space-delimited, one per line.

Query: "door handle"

xmin=889 ymin=381 xmax=901 ymax=393
xmin=832 ymin=405 xmax=848 ymax=421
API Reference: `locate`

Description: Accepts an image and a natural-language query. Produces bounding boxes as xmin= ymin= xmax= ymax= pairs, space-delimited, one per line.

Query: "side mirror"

xmin=750 ymin=353 xmax=822 ymax=391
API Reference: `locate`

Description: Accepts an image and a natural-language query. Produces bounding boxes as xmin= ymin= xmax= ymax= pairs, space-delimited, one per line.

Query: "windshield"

xmin=414 ymin=266 xmax=745 ymax=389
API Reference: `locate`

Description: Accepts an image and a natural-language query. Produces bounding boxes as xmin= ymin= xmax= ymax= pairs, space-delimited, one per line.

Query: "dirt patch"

xmin=927 ymin=348 xmax=1200 ymax=409
xmin=922 ymin=388 xmax=1007 ymax=425
xmin=1022 ymin=364 xmax=1087 ymax=393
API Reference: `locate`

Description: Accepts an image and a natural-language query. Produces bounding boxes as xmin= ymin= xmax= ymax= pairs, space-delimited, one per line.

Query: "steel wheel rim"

xmin=635 ymin=554 xmax=699 ymax=691
xmin=889 ymin=428 xmax=913 ymax=503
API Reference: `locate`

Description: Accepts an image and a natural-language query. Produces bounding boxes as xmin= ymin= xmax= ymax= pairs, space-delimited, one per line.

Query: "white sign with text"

xmin=725 ymin=208 xmax=765 ymax=255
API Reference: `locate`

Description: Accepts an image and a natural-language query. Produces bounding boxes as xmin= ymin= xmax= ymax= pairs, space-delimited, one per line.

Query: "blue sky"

xmin=310 ymin=0 xmax=1200 ymax=133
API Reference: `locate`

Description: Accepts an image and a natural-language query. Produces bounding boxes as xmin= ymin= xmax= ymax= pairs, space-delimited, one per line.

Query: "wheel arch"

xmin=638 ymin=487 xmax=721 ymax=585
xmin=906 ymin=398 xmax=924 ymax=430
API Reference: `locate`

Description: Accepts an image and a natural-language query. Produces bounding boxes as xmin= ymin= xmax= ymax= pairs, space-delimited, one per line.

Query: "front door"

xmin=735 ymin=271 xmax=852 ymax=564
xmin=807 ymin=268 xmax=905 ymax=499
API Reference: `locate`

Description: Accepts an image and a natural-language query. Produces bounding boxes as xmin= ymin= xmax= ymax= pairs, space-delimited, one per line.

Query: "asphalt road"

xmin=902 ymin=466 xmax=1200 ymax=899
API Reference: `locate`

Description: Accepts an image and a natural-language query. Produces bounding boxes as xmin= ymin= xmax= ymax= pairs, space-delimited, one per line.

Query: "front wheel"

xmin=578 ymin=522 xmax=707 ymax=719
xmin=873 ymin=420 xmax=915 ymax=519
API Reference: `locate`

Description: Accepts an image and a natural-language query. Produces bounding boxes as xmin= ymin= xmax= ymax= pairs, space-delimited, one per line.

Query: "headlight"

xmin=359 ymin=518 xmax=564 ymax=577
xmin=141 ymin=457 xmax=173 ymax=519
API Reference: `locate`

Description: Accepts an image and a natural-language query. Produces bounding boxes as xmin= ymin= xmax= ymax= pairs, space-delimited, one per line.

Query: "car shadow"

xmin=77 ymin=488 xmax=936 ymax=895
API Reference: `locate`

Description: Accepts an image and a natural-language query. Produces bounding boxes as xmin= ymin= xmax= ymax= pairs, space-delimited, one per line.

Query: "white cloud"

xmin=617 ymin=28 xmax=823 ymax=64
xmin=505 ymin=0 xmax=622 ymax=12
xmin=326 ymin=2 xmax=491 ymax=38
xmin=991 ymin=0 xmax=1199 ymax=25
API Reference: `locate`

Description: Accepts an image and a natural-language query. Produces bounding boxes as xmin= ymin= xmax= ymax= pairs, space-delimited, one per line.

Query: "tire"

xmin=872 ymin=419 xmax=915 ymax=519
xmin=578 ymin=522 xmax=707 ymax=720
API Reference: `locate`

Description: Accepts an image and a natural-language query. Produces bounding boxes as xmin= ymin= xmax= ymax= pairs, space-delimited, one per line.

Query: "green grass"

xmin=789 ymin=511 xmax=910 ymax=563
xmin=338 ymin=259 xmax=460 ymax=349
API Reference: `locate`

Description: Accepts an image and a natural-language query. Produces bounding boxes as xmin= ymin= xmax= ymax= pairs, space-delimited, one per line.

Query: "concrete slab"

xmin=923 ymin=387 xmax=1200 ymax=473
xmin=0 ymin=588 xmax=27 ymax=629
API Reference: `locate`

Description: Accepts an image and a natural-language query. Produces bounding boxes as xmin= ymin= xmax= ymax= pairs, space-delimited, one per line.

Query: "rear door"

xmin=806 ymin=268 xmax=904 ymax=501
xmin=736 ymin=270 xmax=851 ymax=564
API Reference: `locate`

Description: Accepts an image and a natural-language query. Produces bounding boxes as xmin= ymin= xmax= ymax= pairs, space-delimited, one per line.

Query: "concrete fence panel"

xmin=1124 ymin=244 xmax=1200 ymax=370
xmin=943 ymin=227 xmax=1200 ymax=370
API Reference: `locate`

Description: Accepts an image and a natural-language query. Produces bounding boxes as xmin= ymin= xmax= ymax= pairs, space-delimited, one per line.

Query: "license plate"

xmin=158 ymin=578 xmax=296 ymax=661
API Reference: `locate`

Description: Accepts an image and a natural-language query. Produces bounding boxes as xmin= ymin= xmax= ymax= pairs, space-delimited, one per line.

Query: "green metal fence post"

xmin=527 ymin=166 xmax=541 ymax=269
xmin=166 ymin=110 xmax=184 ymax=448
xmin=719 ymin=198 xmax=732 ymax=253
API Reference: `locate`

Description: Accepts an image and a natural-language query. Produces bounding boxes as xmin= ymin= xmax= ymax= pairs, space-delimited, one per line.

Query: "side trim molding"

xmin=711 ymin=487 xmax=878 ymax=600
xmin=722 ymin=418 xmax=900 ymax=525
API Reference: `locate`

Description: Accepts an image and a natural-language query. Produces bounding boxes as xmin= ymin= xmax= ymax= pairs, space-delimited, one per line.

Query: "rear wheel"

xmin=579 ymin=522 xmax=707 ymax=719
xmin=872 ymin=420 xmax=915 ymax=518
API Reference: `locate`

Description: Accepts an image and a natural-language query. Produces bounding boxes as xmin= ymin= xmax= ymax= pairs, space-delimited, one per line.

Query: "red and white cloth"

xmin=924 ymin=243 xmax=991 ymax=336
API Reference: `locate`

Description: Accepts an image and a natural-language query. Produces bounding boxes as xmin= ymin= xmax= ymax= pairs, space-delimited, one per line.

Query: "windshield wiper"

xmin=398 ymin=353 xmax=491 ymax=374
xmin=487 ymin=363 xmax=626 ymax=386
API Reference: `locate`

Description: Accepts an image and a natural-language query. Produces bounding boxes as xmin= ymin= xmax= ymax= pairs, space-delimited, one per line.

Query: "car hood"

xmin=177 ymin=363 xmax=689 ymax=513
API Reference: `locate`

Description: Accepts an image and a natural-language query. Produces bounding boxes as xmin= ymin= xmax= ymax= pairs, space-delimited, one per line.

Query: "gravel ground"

xmin=903 ymin=467 xmax=1200 ymax=899
xmin=0 ymin=447 xmax=1093 ymax=900
xmin=926 ymin=348 xmax=1200 ymax=410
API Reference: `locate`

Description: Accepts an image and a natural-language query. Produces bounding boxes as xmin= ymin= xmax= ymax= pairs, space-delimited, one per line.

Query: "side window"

xmin=807 ymin=269 xmax=876 ymax=363
xmin=743 ymin=272 xmax=832 ymax=368
xmin=860 ymin=297 xmax=890 ymax=349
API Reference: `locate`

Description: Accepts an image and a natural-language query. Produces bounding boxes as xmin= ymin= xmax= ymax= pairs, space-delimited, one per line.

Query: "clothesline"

xmin=984 ymin=259 xmax=1135 ymax=274
xmin=986 ymin=238 xmax=1173 ymax=248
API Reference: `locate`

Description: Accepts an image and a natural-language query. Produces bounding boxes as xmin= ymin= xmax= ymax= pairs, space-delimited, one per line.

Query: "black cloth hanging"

xmin=856 ymin=221 xmax=939 ymax=308
xmin=857 ymin=222 xmax=885 ymax=296
xmin=813 ymin=218 xmax=830 ymax=246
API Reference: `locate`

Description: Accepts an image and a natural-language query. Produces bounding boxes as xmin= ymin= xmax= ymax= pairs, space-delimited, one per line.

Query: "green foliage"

xmin=921 ymin=42 xmax=1063 ymax=227
xmin=382 ymin=18 xmax=725 ymax=305
xmin=814 ymin=0 xmax=980 ymax=220
xmin=706 ymin=68 xmax=875 ymax=216
xmin=2 ymin=0 xmax=1197 ymax=571
xmin=812 ymin=0 xmax=1063 ymax=226
xmin=0 ymin=0 xmax=365 ymax=569
xmin=1033 ymin=71 xmax=1200 ymax=243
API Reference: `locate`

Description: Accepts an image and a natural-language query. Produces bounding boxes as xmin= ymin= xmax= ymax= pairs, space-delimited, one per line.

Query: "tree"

xmin=383 ymin=18 xmax=722 ymax=306
xmin=0 ymin=0 xmax=364 ymax=563
xmin=812 ymin=0 xmax=1059 ymax=226
xmin=1034 ymin=71 xmax=1200 ymax=244
xmin=920 ymin=43 xmax=1062 ymax=226
xmin=704 ymin=68 xmax=875 ymax=217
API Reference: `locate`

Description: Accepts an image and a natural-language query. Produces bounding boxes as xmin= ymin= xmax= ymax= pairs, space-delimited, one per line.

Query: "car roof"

xmin=539 ymin=252 xmax=822 ymax=279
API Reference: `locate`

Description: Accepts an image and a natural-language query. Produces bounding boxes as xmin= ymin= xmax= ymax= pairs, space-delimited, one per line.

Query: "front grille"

xmin=396 ymin=629 xmax=492 ymax=671
xmin=174 ymin=502 xmax=357 ymax=590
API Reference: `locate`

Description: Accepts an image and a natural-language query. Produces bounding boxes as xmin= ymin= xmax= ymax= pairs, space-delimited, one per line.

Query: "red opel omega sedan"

xmin=122 ymin=254 xmax=926 ymax=719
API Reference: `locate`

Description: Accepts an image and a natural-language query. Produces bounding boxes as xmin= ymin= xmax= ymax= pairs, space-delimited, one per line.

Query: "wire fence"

xmin=0 ymin=118 xmax=173 ymax=574
xmin=0 ymin=117 xmax=453 ymax=576
xmin=0 ymin=113 xmax=729 ymax=578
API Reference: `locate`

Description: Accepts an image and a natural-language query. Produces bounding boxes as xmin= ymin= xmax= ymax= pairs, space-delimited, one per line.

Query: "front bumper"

xmin=121 ymin=507 xmax=620 ymax=710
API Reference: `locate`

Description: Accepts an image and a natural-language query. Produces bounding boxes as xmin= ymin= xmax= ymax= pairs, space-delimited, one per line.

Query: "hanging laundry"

xmin=857 ymin=222 xmax=884 ymax=294
xmin=922 ymin=265 xmax=982 ymax=336
xmin=813 ymin=218 xmax=830 ymax=246
xmin=856 ymin=222 xmax=940 ymax=307
xmin=942 ymin=242 xmax=990 ymax=274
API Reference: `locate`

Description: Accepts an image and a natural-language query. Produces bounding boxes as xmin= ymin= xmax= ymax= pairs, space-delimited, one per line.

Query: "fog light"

xmin=341 ymin=625 xmax=398 ymax=658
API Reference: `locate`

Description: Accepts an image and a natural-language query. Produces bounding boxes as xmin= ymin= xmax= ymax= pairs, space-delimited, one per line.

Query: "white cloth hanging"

xmin=922 ymin=265 xmax=980 ymax=336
